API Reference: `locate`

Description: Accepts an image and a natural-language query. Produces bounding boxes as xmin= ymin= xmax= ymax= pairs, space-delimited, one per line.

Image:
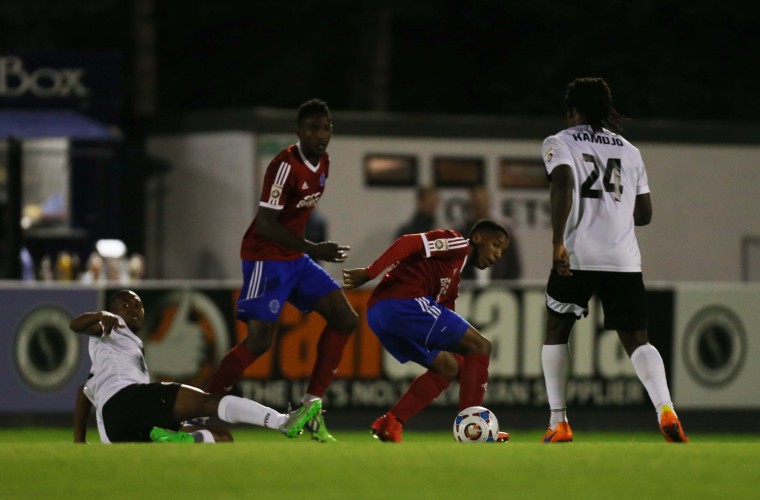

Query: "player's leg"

xmin=172 ymin=384 xmax=322 ymax=439
xmin=290 ymin=258 xmax=358 ymax=442
xmin=180 ymin=422 xmax=234 ymax=443
xmin=449 ymin=327 xmax=491 ymax=410
xmin=307 ymin=288 xmax=358 ymax=400
xmin=366 ymin=298 xmax=457 ymax=441
xmin=602 ymin=272 xmax=687 ymax=442
xmin=543 ymin=311 xmax=574 ymax=438
xmin=370 ymin=353 xmax=458 ymax=443
xmin=204 ymin=319 xmax=276 ymax=393
xmin=205 ymin=259 xmax=290 ymax=394
xmin=542 ymin=269 xmax=592 ymax=442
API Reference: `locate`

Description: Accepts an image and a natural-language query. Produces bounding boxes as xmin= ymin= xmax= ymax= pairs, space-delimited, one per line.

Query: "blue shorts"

xmin=367 ymin=297 xmax=471 ymax=366
xmin=237 ymin=256 xmax=340 ymax=322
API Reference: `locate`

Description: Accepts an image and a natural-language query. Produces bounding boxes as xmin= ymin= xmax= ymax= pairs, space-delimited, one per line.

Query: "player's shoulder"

xmin=426 ymin=228 xmax=463 ymax=239
xmin=542 ymin=129 xmax=573 ymax=148
xmin=268 ymin=144 xmax=300 ymax=165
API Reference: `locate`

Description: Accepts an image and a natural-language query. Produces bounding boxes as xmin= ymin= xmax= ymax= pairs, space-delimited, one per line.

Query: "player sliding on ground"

xmin=342 ymin=219 xmax=511 ymax=443
xmin=71 ymin=290 xmax=321 ymax=444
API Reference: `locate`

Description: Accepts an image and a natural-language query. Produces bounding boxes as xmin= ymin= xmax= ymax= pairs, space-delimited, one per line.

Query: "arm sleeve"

xmin=259 ymin=157 xmax=292 ymax=210
xmin=366 ymin=234 xmax=425 ymax=279
xmin=542 ymin=135 xmax=573 ymax=177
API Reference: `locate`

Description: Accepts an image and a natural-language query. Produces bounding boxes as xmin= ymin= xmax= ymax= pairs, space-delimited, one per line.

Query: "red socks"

xmin=306 ymin=327 xmax=351 ymax=398
xmin=458 ymin=352 xmax=490 ymax=410
xmin=391 ymin=370 xmax=451 ymax=423
xmin=205 ymin=343 xmax=257 ymax=393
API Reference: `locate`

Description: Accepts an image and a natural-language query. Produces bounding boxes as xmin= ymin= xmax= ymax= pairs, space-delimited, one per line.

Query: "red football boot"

xmin=371 ymin=413 xmax=403 ymax=443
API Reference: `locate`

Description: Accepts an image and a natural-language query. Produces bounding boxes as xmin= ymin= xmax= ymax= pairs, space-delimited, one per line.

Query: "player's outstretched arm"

xmin=73 ymin=384 xmax=93 ymax=443
xmin=342 ymin=268 xmax=371 ymax=289
xmin=69 ymin=311 xmax=120 ymax=336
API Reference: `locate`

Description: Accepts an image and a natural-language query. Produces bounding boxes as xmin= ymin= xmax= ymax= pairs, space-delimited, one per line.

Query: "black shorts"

xmin=102 ymin=382 xmax=182 ymax=443
xmin=545 ymin=269 xmax=647 ymax=331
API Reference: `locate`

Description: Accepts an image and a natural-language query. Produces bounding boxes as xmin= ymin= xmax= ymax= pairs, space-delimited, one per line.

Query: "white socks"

xmin=542 ymin=342 xmax=676 ymax=427
xmin=302 ymin=393 xmax=321 ymax=405
xmin=190 ymin=429 xmax=215 ymax=443
xmin=217 ymin=395 xmax=287 ymax=429
xmin=542 ymin=344 xmax=570 ymax=429
xmin=630 ymin=343 xmax=674 ymax=422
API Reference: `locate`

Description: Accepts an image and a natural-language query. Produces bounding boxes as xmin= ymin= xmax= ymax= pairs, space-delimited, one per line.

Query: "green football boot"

xmin=280 ymin=399 xmax=323 ymax=438
xmin=306 ymin=410 xmax=337 ymax=443
xmin=150 ymin=427 xmax=196 ymax=443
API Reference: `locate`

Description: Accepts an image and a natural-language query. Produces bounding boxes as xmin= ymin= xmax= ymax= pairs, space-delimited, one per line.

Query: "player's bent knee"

xmin=474 ymin=336 xmax=492 ymax=356
xmin=330 ymin=309 xmax=359 ymax=333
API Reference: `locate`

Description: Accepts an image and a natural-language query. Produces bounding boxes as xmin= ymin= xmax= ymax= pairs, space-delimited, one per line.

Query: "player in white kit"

xmin=71 ymin=290 xmax=321 ymax=443
xmin=540 ymin=77 xmax=688 ymax=443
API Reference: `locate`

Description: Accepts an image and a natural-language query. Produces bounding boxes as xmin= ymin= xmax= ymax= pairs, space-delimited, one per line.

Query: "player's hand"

xmin=310 ymin=241 xmax=350 ymax=263
xmin=342 ymin=268 xmax=370 ymax=289
xmin=552 ymin=243 xmax=573 ymax=276
xmin=99 ymin=311 xmax=120 ymax=336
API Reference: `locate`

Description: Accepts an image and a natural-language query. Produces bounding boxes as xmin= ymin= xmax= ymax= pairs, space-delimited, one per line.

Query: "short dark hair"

xmin=107 ymin=289 xmax=135 ymax=312
xmin=565 ymin=77 xmax=626 ymax=134
xmin=297 ymin=98 xmax=330 ymax=125
xmin=469 ymin=218 xmax=510 ymax=240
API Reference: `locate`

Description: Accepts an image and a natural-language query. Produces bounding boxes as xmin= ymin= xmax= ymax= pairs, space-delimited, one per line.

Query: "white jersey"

xmin=83 ymin=317 xmax=149 ymax=443
xmin=542 ymin=125 xmax=650 ymax=272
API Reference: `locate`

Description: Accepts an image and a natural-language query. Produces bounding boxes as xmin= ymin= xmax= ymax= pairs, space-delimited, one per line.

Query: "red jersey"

xmin=366 ymin=230 xmax=471 ymax=311
xmin=241 ymin=143 xmax=329 ymax=261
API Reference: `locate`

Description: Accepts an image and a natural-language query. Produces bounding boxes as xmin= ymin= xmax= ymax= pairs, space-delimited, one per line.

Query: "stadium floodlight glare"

xmin=95 ymin=239 xmax=127 ymax=259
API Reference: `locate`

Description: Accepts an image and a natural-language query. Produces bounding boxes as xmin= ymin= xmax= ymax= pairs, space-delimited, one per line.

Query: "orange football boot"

xmin=542 ymin=421 xmax=573 ymax=443
xmin=659 ymin=407 xmax=688 ymax=443
xmin=496 ymin=431 xmax=510 ymax=442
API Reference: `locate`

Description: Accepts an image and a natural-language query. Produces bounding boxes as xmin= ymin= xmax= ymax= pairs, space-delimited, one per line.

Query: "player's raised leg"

xmin=622 ymin=333 xmax=688 ymax=443
xmin=173 ymin=384 xmax=320 ymax=439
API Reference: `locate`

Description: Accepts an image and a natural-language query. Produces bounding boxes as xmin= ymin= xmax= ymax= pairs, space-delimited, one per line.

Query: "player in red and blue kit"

xmin=205 ymin=99 xmax=358 ymax=443
xmin=343 ymin=219 xmax=511 ymax=443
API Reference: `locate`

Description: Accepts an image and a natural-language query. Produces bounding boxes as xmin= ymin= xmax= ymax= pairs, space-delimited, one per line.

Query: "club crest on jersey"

xmin=319 ymin=173 xmax=326 ymax=187
xmin=268 ymin=300 xmax=281 ymax=314
xmin=434 ymin=239 xmax=449 ymax=250
xmin=270 ymin=184 xmax=283 ymax=199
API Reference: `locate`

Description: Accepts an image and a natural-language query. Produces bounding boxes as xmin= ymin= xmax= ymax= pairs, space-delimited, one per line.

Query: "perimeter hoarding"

xmin=1 ymin=283 xmax=757 ymax=415
xmin=673 ymin=285 xmax=760 ymax=409
xmin=0 ymin=287 xmax=98 ymax=411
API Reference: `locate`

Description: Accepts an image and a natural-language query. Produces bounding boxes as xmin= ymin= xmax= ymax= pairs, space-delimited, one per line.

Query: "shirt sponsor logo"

xmin=296 ymin=192 xmax=322 ymax=208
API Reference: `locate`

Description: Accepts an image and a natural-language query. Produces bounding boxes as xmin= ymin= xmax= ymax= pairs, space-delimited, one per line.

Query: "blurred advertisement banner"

xmin=673 ymin=285 xmax=760 ymax=408
xmin=0 ymin=287 xmax=97 ymax=411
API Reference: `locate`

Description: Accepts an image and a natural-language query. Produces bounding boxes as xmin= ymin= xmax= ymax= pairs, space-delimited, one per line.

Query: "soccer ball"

xmin=453 ymin=406 xmax=499 ymax=443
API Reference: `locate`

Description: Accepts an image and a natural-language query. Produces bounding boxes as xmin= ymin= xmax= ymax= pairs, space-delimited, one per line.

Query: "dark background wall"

xmin=2 ymin=0 xmax=757 ymax=125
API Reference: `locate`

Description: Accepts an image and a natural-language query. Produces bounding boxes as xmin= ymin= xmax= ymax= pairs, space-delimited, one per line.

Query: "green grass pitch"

xmin=2 ymin=428 xmax=759 ymax=499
